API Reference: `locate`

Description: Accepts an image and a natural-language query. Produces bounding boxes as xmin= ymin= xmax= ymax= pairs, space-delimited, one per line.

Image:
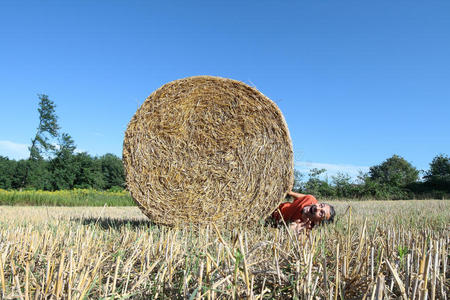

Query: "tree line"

xmin=293 ymin=153 xmax=450 ymax=200
xmin=0 ymin=94 xmax=125 ymax=191
xmin=0 ymin=152 xmax=124 ymax=191
xmin=1 ymin=94 xmax=449 ymax=199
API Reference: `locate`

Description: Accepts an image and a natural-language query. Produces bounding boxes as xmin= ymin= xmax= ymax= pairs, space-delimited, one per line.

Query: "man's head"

xmin=302 ymin=203 xmax=335 ymax=225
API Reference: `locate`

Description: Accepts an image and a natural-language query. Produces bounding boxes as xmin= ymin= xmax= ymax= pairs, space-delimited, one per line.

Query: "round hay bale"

xmin=123 ymin=76 xmax=293 ymax=227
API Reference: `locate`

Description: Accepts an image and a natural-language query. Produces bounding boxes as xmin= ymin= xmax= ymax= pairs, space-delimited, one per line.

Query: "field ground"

xmin=0 ymin=200 xmax=448 ymax=299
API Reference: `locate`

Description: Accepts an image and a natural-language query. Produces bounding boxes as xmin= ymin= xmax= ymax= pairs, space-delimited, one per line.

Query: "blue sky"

xmin=1 ymin=1 xmax=449 ymax=179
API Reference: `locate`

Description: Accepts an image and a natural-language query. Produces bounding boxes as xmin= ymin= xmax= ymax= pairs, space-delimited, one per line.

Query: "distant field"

xmin=0 ymin=188 xmax=134 ymax=206
xmin=0 ymin=200 xmax=448 ymax=299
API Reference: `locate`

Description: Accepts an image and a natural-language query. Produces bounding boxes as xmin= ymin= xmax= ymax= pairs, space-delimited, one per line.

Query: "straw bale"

xmin=123 ymin=76 xmax=293 ymax=227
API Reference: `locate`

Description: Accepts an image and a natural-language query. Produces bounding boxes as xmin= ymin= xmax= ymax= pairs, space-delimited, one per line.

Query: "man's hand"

xmin=289 ymin=219 xmax=313 ymax=235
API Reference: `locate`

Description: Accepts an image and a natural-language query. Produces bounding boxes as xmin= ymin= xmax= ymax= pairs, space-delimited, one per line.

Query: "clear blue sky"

xmin=1 ymin=1 xmax=449 ymax=179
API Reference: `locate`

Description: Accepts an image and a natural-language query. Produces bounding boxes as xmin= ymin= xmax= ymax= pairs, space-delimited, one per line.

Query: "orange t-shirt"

xmin=273 ymin=195 xmax=318 ymax=222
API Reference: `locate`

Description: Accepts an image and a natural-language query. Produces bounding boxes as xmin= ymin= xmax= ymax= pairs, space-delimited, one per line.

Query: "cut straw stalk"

xmin=0 ymin=256 xmax=5 ymax=297
xmin=374 ymin=274 xmax=385 ymax=300
xmin=25 ymin=261 xmax=29 ymax=300
xmin=386 ymin=259 xmax=407 ymax=300
xmin=112 ymin=255 xmax=121 ymax=295
xmin=334 ymin=243 xmax=339 ymax=300
xmin=54 ymin=251 xmax=65 ymax=298
xmin=239 ymin=234 xmax=251 ymax=296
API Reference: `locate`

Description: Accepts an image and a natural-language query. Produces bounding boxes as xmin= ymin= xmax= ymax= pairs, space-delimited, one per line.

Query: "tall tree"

xmin=21 ymin=94 xmax=60 ymax=188
xmin=29 ymin=94 xmax=60 ymax=160
xmin=369 ymin=155 xmax=419 ymax=187
xmin=424 ymin=154 xmax=450 ymax=191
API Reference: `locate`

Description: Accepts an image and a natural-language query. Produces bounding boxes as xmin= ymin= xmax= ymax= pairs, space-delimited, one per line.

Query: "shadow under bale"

xmin=71 ymin=217 xmax=156 ymax=230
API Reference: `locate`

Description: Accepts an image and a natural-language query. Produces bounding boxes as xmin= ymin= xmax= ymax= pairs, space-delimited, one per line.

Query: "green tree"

xmin=12 ymin=160 xmax=28 ymax=189
xmin=332 ymin=172 xmax=356 ymax=198
xmin=292 ymin=169 xmax=304 ymax=192
xmin=424 ymin=154 xmax=450 ymax=191
xmin=363 ymin=155 xmax=419 ymax=199
xmin=369 ymin=155 xmax=419 ymax=187
xmin=99 ymin=153 xmax=125 ymax=189
xmin=27 ymin=160 xmax=52 ymax=190
xmin=0 ymin=156 xmax=15 ymax=189
xmin=29 ymin=94 xmax=60 ymax=160
xmin=49 ymin=133 xmax=77 ymax=189
xmin=304 ymin=168 xmax=335 ymax=198
xmin=22 ymin=94 xmax=60 ymax=188
xmin=73 ymin=153 xmax=105 ymax=189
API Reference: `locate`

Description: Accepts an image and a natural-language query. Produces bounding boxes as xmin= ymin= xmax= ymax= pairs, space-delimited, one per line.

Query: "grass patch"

xmin=0 ymin=188 xmax=134 ymax=206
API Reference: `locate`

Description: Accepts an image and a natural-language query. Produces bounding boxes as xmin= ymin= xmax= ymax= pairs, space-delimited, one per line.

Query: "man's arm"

xmin=287 ymin=190 xmax=307 ymax=199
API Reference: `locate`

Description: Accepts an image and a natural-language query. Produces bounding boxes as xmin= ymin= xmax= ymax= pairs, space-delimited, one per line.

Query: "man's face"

xmin=302 ymin=203 xmax=331 ymax=224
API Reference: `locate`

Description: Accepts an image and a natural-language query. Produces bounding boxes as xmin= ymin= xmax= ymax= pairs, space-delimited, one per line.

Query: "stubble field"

xmin=0 ymin=200 xmax=448 ymax=299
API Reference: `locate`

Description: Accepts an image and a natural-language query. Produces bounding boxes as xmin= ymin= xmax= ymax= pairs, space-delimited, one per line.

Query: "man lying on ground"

xmin=271 ymin=191 xmax=336 ymax=235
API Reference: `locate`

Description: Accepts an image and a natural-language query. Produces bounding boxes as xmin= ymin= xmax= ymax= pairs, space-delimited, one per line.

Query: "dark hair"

xmin=322 ymin=203 xmax=335 ymax=225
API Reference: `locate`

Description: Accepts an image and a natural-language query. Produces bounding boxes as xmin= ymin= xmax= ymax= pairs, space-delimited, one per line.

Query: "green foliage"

xmin=99 ymin=153 xmax=126 ymax=189
xmin=49 ymin=133 xmax=77 ymax=189
xmin=20 ymin=94 xmax=61 ymax=189
xmin=11 ymin=159 xmax=28 ymax=189
xmin=360 ymin=155 xmax=419 ymax=199
xmin=73 ymin=153 xmax=105 ymax=189
xmin=292 ymin=169 xmax=304 ymax=192
xmin=424 ymin=153 xmax=450 ymax=191
xmin=304 ymin=168 xmax=326 ymax=195
xmin=0 ymin=153 xmax=126 ymax=192
xmin=291 ymin=154 xmax=448 ymax=200
xmin=29 ymin=94 xmax=60 ymax=161
xmin=28 ymin=159 xmax=53 ymax=190
xmin=0 ymin=189 xmax=133 ymax=206
xmin=331 ymin=172 xmax=359 ymax=199
xmin=0 ymin=156 xmax=14 ymax=189
xmin=303 ymin=168 xmax=336 ymax=198
xmin=397 ymin=245 xmax=408 ymax=262
xmin=369 ymin=154 xmax=419 ymax=187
